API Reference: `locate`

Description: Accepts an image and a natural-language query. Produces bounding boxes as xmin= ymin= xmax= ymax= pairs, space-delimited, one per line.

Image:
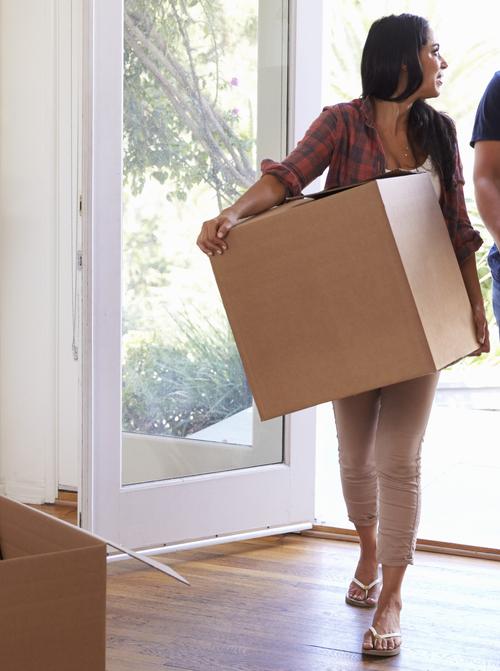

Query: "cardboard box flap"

xmin=237 ymin=171 xmax=412 ymax=230
xmin=286 ymin=169 xmax=412 ymax=201
xmin=0 ymin=497 xmax=189 ymax=585
xmin=0 ymin=496 xmax=104 ymax=559
xmin=95 ymin=534 xmax=189 ymax=585
xmin=233 ymin=197 xmax=309 ymax=229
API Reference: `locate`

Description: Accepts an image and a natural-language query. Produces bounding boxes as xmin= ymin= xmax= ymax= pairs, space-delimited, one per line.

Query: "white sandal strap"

xmin=369 ymin=626 xmax=401 ymax=640
xmin=352 ymin=577 xmax=381 ymax=597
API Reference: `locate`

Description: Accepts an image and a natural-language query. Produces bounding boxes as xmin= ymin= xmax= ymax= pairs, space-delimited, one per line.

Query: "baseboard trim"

xmin=305 ymin=527 xmax=500 ymax=562
xmin=4 ymin=481 xmax=49 ymax=505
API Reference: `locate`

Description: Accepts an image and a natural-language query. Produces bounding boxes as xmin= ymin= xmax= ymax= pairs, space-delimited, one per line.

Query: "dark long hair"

xmin=361 ymin=14 xmax=456 ymax=191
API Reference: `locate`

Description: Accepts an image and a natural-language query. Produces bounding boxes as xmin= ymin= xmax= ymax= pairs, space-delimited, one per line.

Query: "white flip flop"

xmin=345 ymin=577 xmax=381 ymax=608
xmin=362 ymin=626 xmax=402 ymax=657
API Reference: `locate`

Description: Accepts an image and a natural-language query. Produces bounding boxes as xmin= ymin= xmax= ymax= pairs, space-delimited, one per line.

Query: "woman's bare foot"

xmin=346 ymin=556 xmax=380 ymax=606
xmin=362 ymin=592 xmax=402 ymax=653
xmin=347 ymin=524 xmax=379 ymax=606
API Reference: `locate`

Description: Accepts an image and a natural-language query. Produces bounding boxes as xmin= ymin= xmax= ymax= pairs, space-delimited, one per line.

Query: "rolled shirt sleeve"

xmin=260 ymin=106 xmax=339 ymax=197
xmin=442 ymin=144 xmax=483 ymax=264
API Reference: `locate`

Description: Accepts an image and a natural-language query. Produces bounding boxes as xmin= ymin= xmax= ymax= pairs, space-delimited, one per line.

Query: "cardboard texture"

xmin=0 ymin=496 xmax=106 ymax=671
xmin=211 ymin=173 xmax=478 ymax=421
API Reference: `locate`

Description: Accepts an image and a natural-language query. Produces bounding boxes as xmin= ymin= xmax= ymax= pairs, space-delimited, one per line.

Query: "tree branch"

xmin=124 ymin=11 xmax=255 ymax=189
xmin=124 ymin=22 xmax=247 ymax=200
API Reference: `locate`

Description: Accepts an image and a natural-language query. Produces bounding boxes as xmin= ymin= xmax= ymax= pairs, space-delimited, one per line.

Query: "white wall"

xmin=0 ymin=0 xmax=81 ymax=502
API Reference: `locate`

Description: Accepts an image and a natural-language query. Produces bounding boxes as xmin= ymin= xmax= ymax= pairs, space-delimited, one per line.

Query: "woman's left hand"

xmin=469 ymin=306 xmax=490 ymax=356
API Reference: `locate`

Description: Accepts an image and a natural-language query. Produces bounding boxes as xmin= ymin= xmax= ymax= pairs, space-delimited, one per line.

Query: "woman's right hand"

xmin=197 ymin=175 xmax=286 ymax=256
xmin=197 ymin=209 xmax=239 ymax=256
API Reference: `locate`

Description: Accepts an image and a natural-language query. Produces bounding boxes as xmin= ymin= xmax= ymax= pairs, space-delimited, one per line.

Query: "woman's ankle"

xmin=358 ymin=552 xmax=378 ymax=566
xmin=377 ymin=590 xmax=402 ymax=611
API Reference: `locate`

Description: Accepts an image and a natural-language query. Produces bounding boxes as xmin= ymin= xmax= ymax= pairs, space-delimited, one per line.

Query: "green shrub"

xmin=122 ymin=313 xmax=252 ymax=437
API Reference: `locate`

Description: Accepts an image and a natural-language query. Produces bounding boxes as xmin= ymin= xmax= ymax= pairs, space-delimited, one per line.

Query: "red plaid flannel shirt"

xmin=261 ymin=97 xmax=482 ymax=264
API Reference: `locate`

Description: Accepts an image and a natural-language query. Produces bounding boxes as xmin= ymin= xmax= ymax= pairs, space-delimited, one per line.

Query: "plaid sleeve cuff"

xmin=455 ymin=227 xmax=483 ymax=264
xmin=260 ymin=159 xmax=304 ymax=197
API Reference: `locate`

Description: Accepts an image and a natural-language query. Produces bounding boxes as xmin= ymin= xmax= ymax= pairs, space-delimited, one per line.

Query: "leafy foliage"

xmin=122 ymin=208 xmax=172 ymax=334
xmin=124 ymin=0 xmax=256 ymax=206
xmin=124 ymin=215 xmax=170 ymax=297
xmin=122 ymin=0 xmax=258 ymax=437
xmin=122 ymin=313 xmax=252 ymax=436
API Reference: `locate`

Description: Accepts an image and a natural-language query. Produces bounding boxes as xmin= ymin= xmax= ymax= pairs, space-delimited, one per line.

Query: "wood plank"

xmin=28 ymin=502 xmax=78 ymax=525
xmin=55 ymin=489 xmax=78 ymax=507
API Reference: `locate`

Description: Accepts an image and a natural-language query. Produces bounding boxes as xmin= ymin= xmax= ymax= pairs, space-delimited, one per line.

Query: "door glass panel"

xmin=122 ymin=0 xmax=283 ymax=485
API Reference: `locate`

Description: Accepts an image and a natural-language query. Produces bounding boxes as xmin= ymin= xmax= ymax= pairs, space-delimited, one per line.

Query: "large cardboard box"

xmin=211 ymin=173 xmax=478 ymax=420
xmin=0 ymin=496 xmax=107 ymax=671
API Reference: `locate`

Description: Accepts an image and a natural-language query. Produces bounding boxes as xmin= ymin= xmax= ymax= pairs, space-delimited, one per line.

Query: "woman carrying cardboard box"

xmin=197 ymin=13 xmax=488 ymax=658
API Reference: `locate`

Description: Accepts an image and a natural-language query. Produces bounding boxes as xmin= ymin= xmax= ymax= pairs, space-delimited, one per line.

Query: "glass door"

xmin=84 ymin=0 xmax=316 ymax=549
xmin=121 ymin=0 xmax=282 ymax=486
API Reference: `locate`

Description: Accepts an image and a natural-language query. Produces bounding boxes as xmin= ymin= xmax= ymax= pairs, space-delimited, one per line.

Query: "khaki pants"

xmin=333 ymin=372 xmax=440 ymax=566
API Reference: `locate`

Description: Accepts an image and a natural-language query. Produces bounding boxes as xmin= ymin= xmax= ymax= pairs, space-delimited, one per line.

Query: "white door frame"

xmin=81 ymin=0 xmax=323 ymax=549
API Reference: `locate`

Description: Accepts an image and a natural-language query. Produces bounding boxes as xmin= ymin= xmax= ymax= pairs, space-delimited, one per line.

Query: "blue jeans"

xmin=488 ymin=244 xmax=500 ymax=337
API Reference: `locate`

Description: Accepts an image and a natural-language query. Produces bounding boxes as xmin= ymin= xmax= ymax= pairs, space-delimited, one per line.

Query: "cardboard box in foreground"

xmin=0 ymin=495 xmax=107 ymax=671
xmin=211 ymin=173 xmax=478 ymax=421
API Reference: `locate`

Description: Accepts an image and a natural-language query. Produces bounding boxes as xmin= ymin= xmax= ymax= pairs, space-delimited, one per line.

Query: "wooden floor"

xmin=106 ymin=534 xmax=500 ymax=671
xmin=29 ymin=501 xmax=78 ymax=525
xmin=30 ymin=501 xmax=500 ymax=669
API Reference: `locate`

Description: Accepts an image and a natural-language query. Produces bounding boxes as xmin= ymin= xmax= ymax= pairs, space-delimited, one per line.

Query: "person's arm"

xmin=197 ymin=174 xmax=286 ymax=256
xmin=197 ymin=106 xmax=339 ymax=256
xmin=473 ymin=140 xmax=500 ymax=249
xmin=460 ymin=253 xmax=490 ymax=354
xmin=443 ymin=139 xmax=488 ymax=353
